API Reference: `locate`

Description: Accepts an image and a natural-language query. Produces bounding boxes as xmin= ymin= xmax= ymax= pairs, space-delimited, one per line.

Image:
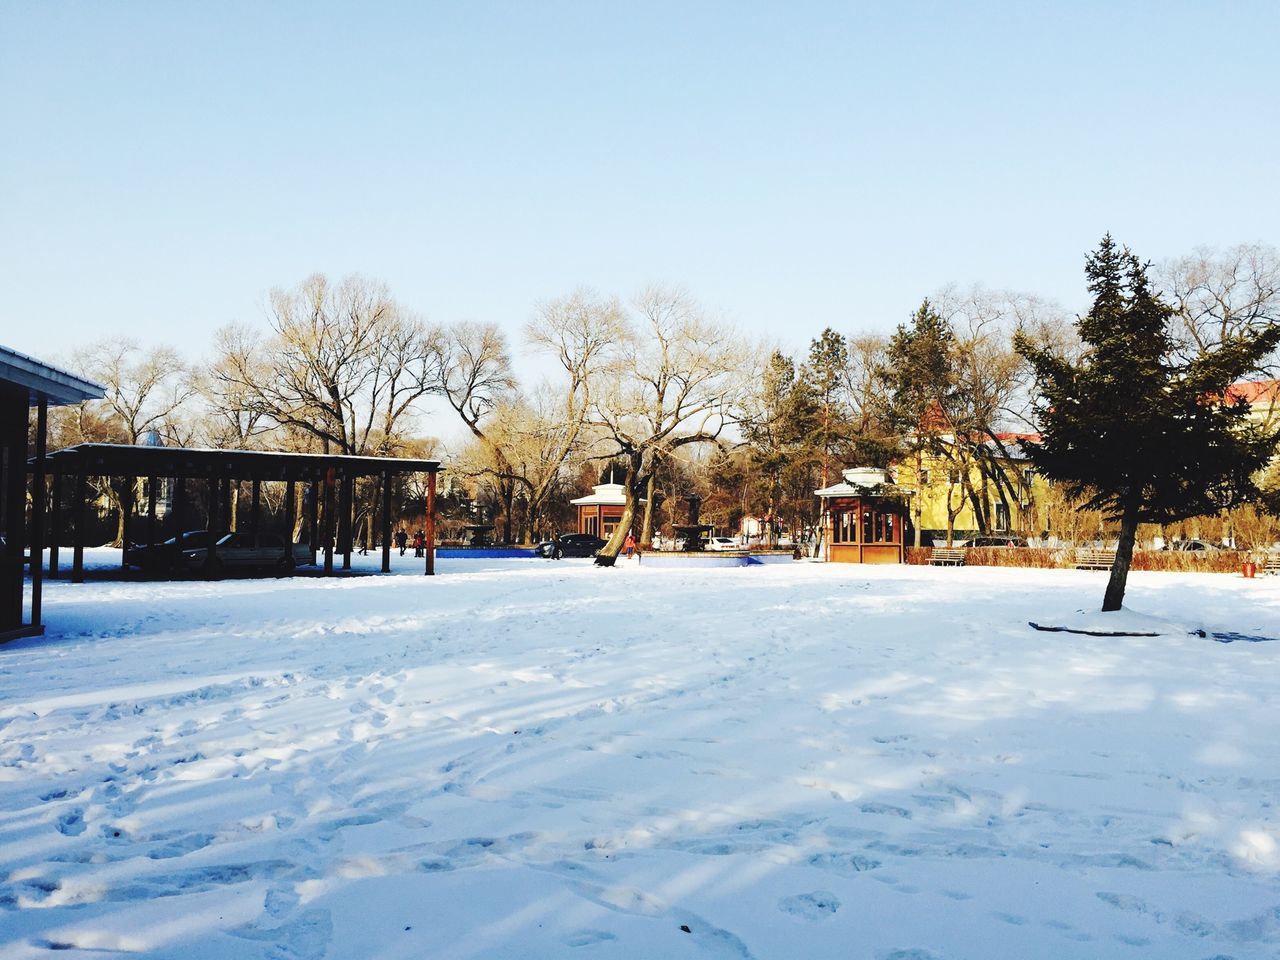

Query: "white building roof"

xmin=815 ymin=467 xmax=913 ymax=499
xmin=571 ymin=482 xmax=628 ymax=507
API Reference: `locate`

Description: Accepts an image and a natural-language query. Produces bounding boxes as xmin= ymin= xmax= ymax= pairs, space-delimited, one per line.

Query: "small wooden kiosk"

xmin=572 ymin=481 xmax=628 ymax=538
xmin=815 ymin=467 xmax=910 ymax=564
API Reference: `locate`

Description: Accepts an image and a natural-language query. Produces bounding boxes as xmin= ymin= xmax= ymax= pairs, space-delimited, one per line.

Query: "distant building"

xmin=815 ymin=467 xmax=909 ymax=564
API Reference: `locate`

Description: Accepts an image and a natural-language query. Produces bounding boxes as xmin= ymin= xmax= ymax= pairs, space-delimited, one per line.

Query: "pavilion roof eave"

xmin=814 ymin=482 xmax=915 ymax=498
xmin=32 ymin=443 xmax=442 ymax=481
xmin=1 ymin=344 xmax=105 ymax=406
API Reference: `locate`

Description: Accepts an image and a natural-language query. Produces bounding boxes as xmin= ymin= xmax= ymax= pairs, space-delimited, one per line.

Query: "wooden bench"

xmin=929 ymin=547 xmax=967 ymax=566
xmin=1260 ymin=553 xmax=1280 ymax=575
xmin=1075 ymin=549 xmax=1116 ymax=570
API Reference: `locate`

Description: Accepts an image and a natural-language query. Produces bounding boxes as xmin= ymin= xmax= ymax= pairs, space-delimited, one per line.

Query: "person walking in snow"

xmin=394 ymin=528 xmax=408 ymax=556
xmin=412 ymin=530 xmax=425 ymax=558
xmin=623 ymin=531 xmax=636 ymax=559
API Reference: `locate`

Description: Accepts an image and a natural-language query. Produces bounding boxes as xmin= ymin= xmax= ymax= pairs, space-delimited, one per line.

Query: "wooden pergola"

xmin=2 ymin=346 xmax=104 ymax=641
xmin=34 ymin=444 xmax=442 ymax=585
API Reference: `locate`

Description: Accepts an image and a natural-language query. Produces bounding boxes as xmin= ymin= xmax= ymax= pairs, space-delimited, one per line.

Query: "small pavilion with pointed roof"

xmin=572 ymin=481 xmax=628 ymax=539
xmin=815 ymin=466 xmax=912 ymax=564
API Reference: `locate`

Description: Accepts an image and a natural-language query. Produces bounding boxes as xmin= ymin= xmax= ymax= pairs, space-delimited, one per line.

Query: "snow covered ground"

xmin=3 ymin=552 xmax=1280 ymax=959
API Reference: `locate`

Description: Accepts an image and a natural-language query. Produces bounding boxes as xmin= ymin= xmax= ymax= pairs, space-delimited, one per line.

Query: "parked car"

xmin=181 ymin=533 xmax=313 ymax=573
xmin=967 ymin=535 xmax=1029 ymax=548
xmin=1163 ymin=538 xmax=1216 ymax=552
xmin=125 ymin=530 xmax=215 ymax=570
xmin=535 ymin=533 xmax=607 ymax=558
xmin=705 ymin=536 xmax=739 ymax=551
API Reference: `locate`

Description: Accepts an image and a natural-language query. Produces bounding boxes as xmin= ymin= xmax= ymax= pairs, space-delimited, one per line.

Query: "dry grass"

xmin=905 ymin=545 xmax=1255 ymax=574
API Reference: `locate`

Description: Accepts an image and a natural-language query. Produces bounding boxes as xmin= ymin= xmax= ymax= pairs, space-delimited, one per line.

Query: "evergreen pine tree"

xmin=881 ymin=299 xmax=962 ymax=545
xmin=802 ymin=328 xmax=850 ymax=485
xmin=1015 ymin=235 xmax=1280 ymax=611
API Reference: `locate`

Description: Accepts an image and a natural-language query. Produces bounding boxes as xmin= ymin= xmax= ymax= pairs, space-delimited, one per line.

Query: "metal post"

xmin=425 ymin=470 xmax=436 ymax=576
xmin=71 ymin=472 xmax=86 ymax=584
xmin=381 ymin=470 xmax=392 ymax=574
xmin=30 ymin=395 xmax=47 ymax=629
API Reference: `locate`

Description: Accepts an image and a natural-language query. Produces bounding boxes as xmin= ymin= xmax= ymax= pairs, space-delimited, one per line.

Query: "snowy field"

xmin=3 ymin=552 xmax=1280 ymax=960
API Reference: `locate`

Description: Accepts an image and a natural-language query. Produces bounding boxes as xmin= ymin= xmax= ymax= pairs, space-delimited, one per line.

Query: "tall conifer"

xmin=1016 ymin=235 xmax=1280 ymax=611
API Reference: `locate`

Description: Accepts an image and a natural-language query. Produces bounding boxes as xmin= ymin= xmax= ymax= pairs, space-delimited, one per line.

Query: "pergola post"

xmin=206 ymin=477 xmax=220 ymax=577
xmin=119 ymin=478 xmax=133 ymax=571
xmin=308 ymin=481 xmax=320 ymax=553
xmin=146 ymin=475 xmax=157 ymax=549
xmin=30 ymin=395 xmax=47 ymax=629
xmin=323 ymin=472 xmax=335 ymax=575
xmin=381 ymin=470 xmax=392 ymax=573
xmin=250 ymin=479 xmax=261 ymax=539
xmin=171 ymin=476 xmax=186 ymax=571
xmin=221 ymin=477 xmax=232 ymax=534
xmin=283 ymin=479 xmax=297 ymax=574
xmin=71 ymin=472 xmax=86 ymax=584
xmin=339 ymin=472 xmax=353 ymax=570
xmin=425 ymin=469 xmax=436 ymax=576
xmin=49 ymin=472 xmax=61 ymax=578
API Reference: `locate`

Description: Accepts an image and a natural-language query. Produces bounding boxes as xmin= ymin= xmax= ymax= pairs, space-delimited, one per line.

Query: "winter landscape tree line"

xmin=46 ymin=239 xmax=1280 ymax=573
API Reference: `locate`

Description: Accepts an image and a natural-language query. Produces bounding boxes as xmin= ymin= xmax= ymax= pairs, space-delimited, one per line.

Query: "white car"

xmin=706 ymin=537 xmax=739 ymax=551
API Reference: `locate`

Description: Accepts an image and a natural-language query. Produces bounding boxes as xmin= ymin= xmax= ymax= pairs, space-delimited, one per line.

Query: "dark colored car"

xmin=535 ymin=533 xmax=607 ymax=558
xmin=967 ymin=535 xmax=1029 ymax=548
xmin=124 ymin=530 xmax=214 ymax=570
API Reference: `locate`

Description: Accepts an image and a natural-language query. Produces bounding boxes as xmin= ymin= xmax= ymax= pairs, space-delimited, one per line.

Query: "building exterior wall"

xmin=892 ymin=451 xmax=1050 ymax=541
xmin=577 ymin=505 xmax=624 ymax=537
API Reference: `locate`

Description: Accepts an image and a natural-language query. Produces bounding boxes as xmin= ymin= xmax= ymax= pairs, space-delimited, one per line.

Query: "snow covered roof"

xmin=571 ymin=482 xmax=628 ymax=506
xmin=815 ymin=467 xmax=914 ymax=499
xmin=0 ymin=344 xmax=104 ymax=406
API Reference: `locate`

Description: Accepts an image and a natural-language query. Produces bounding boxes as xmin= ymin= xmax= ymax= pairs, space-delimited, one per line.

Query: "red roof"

xmin=1226 ymin=379 xmax=1280 ymax=406
xmin=994 ymin=432 xmax=1041 ymax=444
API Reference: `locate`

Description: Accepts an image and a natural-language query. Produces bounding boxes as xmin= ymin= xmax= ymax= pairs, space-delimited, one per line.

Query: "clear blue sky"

xmin=2 ymin=1 xmax=1277 ymax=365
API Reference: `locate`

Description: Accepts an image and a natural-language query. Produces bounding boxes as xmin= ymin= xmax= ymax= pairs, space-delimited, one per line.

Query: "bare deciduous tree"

xmin=216 ymin=274 xmax=442 ymax=457
xmin=65 ymin=338 xmax=196 ymax=544
xmin=591 ymin=285 xmax=748 ymax=562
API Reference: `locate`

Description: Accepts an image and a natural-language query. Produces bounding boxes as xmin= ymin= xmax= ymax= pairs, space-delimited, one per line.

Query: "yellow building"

xmin=889 ymin=433 xmax=1051 ymax=545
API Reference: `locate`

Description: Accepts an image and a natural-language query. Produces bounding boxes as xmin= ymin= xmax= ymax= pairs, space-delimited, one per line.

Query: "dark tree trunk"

xmin=1103 ymin=500 xmax=1141 ymax=612
xmin=597 ymin=454 xmax=643 ymax=563
xmin=639 ymin=474 xmax=656 ymax=547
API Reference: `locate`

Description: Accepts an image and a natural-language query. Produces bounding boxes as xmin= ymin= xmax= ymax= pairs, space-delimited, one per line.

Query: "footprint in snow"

xmin=56 ymin=809 xmax=86 ymax=836
xmin=778 ymin=891 xmax=840 ymax=920
xmin=565 ymin=929 xmax=618 ymax=947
